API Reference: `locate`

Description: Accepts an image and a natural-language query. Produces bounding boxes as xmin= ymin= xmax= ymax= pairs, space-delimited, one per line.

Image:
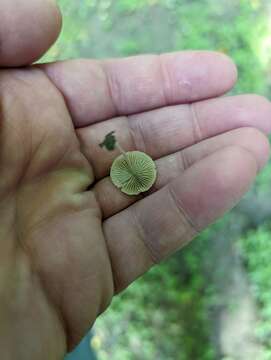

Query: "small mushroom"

xmin=110 ymin=151 xmax=157 ymax=195
xmin=99 ymin=132 xmax=157 ymax=195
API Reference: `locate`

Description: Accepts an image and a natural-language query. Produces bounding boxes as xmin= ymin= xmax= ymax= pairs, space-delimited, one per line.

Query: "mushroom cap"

xmin=110 ymin=151 xmax=157 ymax=195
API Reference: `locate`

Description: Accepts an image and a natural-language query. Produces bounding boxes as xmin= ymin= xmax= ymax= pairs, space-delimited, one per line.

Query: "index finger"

xmin=43 ymin=51 xmax=238 ymax=127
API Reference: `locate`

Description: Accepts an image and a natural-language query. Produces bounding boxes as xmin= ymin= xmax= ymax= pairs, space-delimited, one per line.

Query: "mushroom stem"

xmin=116 ymin=142 xmax=127 ymax=157
xmin=116 ymin=142 xmax=143 ymax=186
xmin=116 ymin=142 xmax=132 ymax=166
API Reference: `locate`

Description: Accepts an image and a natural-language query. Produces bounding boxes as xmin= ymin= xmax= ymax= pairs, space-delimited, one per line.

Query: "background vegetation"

xmin=45 ymin=0 xmax=271 ymax=359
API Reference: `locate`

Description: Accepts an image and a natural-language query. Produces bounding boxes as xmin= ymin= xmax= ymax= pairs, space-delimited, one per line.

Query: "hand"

xmin=1 ymin=1 xmax=271 ymax=359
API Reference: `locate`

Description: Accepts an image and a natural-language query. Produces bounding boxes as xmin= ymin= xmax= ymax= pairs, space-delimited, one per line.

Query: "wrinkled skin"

xmin=1 ymin=1 xmax=271 ymax=359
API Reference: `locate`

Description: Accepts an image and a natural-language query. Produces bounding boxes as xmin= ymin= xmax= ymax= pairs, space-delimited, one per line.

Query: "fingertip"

xmin=202 ymin=50 xmax=238 ymax=92
xmin=0 ymin=0 xmax=62 ymax=67
xmin=214 ymin=51 xmax=238 ymax=84
xmin=245 ymin=94 xmax=271 ymax=134
xmin=171 ymin=145 xmax=258 ymax=230
xmin=161 ymin=50 xmax=238 ymax=104
xmin=236 ymin=127 xmax=270 ymax=171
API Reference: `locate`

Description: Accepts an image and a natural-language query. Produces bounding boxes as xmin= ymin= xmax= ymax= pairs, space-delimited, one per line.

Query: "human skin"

xmin=1 ymin=1 xmax=271 ymax=359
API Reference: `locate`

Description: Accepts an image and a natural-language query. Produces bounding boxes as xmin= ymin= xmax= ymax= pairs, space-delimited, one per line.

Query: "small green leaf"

xmin=99 ymin=131 xmax=117 ymax=151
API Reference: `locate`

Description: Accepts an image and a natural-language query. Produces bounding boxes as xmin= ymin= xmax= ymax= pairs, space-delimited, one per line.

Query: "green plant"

xmin=239 ymin=224 xmax=271 ymax=359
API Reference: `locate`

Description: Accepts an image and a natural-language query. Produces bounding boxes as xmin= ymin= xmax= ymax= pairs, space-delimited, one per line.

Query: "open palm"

xmin=1 ymin=1 xmax=271 ymax=359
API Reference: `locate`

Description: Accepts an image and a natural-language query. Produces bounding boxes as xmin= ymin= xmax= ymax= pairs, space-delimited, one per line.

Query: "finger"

xmin=95 ymin=127 xmax=269 ymax=218
xmin=78 ymin=94 xmax=271 ymax=179
xmin=103 ymin=146 xmax=258 ymax=292
xmin=43 ymin=51 xmax=237 ymax=127
xmin=0 ymin=0 xmax=62 ymax=67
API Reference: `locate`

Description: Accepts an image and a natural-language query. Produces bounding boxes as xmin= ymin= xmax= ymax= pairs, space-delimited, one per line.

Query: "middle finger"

xmin=77 ymin=94 xmax=271 ymax=180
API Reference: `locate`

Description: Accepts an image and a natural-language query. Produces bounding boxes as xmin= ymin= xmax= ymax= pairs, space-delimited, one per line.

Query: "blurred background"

xmin=44 ymin=0 xmax=271 ymax=359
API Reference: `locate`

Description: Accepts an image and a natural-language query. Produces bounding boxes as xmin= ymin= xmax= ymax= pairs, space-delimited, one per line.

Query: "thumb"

xmin=0 ymin=0 xmax=62 ymax=67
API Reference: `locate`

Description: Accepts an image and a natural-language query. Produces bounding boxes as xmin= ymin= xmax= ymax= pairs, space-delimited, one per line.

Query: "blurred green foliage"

xmin=240 ymin=225 xmax=271 ymax=360
xmin=94 ymin=233 xmax=216 ymax=360
xmin=45 ymin=0 xmax=271 ymax=359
